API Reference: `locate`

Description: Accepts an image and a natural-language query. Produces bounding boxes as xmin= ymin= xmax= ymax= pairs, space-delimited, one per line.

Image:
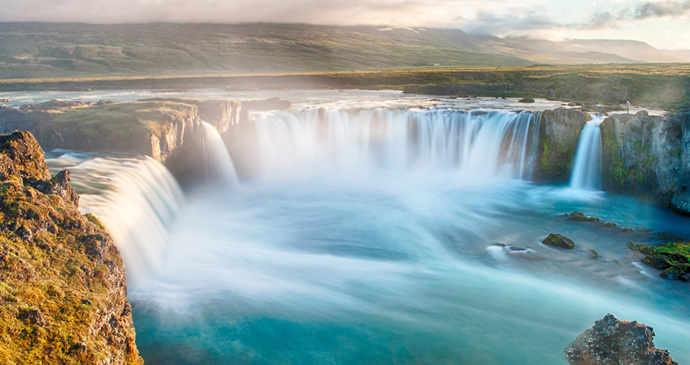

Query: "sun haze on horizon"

xmin=0 ymin=0 xmax=689 ymax=50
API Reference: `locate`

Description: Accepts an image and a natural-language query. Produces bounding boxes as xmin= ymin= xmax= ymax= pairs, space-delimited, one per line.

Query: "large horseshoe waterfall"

xmin=252 ymin=108 xmax=541 ymax=181
xmin=42 ymin=96 xmax=690 ymax=364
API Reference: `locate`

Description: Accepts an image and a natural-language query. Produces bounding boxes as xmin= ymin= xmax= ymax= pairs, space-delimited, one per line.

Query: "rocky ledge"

xmin=0 ymin=131 xmax=142 ymax=364
xmin=0 ymin=98 xmax=246 ymax=164
xmin=565 ymin=314 xmax=677 ymax=365
xmin=629 ymin=241 xmax=690 ymax=281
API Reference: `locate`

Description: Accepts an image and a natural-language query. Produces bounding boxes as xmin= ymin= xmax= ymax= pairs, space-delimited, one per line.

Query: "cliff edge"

xmin=0 ymin=131 xmax=142 ymax=364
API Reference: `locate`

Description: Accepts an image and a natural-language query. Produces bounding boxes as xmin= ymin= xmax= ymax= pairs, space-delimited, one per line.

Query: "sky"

xmin=0 ymin=0 xmax=688 ymax=49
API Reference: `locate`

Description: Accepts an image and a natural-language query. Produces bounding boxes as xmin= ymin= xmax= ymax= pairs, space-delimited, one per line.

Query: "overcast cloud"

xmin=0 ymin=0 xmax=689 ymax=49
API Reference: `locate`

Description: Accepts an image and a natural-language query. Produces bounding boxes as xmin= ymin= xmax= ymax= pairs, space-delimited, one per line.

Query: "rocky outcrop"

xmin=533 ymin=107 xmax=689 ymax=214
xmin=0 ymin=131 xmax=142 ymax=364
xmin=242 ymin=97 xmax=291 ymax=111
xmin=0 ymin=99 xmax=246 ymax=164
xmin=600 ymin=112 xmax=689 ymax=212
xmin=141 ymin=98 xmax=246 ymax=134
xmin=565 ymin=314 xmax=677 ymax=364
xmin=542 ymin=233 xmax=575 ymax=249
xmin=629 ymin=242 xmax=690 ymax=281
xmin=536 ymin=108 xmax=588 ymax=181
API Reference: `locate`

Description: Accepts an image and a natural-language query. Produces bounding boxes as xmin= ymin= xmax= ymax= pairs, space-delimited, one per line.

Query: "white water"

xmin=44 ymin=103 xmax=690 ymax=364
xmin=570 ymin=115 xmax=605 ymax=190
xmin=252 ymin=108 xmax=541 ymax=182
xmin=200 ymin=121 xmax=240 ymax=186
xmin=46 ymin=153 xmax=184 ymax=284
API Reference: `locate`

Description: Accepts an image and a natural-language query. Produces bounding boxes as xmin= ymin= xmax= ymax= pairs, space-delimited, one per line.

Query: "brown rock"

xmin=565 ymin=314 xmax=677 ymax=365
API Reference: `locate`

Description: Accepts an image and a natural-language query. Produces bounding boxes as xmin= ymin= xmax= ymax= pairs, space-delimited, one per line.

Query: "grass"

xmin=1 ymin=64 xmax=688 ymax=110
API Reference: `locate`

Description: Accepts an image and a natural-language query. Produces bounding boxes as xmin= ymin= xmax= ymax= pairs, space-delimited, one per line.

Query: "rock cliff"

xmin=535 ymin=107 xmax=588 ymax=181
xmin=0 ymin=99 xmax=245 ymax=164
xmin=600 ymin=112 xmax=689 ymax=212
xmin=0 ymin=131 xmax=142 ymax=364
xmin=565 ymin=314 xmax=677 ymax=364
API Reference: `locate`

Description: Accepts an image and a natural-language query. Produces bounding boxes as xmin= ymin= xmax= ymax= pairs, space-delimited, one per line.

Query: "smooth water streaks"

xmin=200 ymin=121 xmax=240 ymax=186
xmin=570 ymin=115 xmax=605 ymax=190
xmin=251 ymin=108 xmax=541 ymax=181
xmin=47 ymin=154 xmax=184 ymax=284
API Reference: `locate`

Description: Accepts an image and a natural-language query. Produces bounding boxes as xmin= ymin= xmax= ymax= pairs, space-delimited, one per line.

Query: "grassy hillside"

xmin=1 ymin=22 xmax=686 ymax=80
xmin=0 ymin=23 xmax=532 ymax=78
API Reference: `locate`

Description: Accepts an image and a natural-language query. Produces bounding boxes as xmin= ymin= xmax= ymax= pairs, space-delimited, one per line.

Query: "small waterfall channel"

xmin=570 ymin=114 xmax=605 ymax=190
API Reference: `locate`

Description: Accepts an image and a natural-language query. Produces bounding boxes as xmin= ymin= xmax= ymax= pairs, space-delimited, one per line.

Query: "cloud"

xmin=0 ymin=0 xmax=468 ymax=24
xmin=634 ymin=0 xmax=690 ymax=19
xmin=457 ymin=11 xmax=560 ymax=35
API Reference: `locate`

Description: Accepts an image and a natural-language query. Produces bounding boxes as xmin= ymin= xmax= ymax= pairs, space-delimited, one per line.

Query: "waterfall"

xmin=251 ymin=108 xmax=541 ymax=181
xmin=46 ymin=153 xmax=184 ymax=284
xmin=569 ymin=115 xmax=605 ymax=190
xmin=200 ymin=121 xmax=240 ymax=186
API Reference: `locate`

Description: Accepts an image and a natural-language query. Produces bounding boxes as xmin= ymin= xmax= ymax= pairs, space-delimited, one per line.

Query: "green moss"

xmin=0 ymin=133 xmax=142 ymax=364
xmin=84 ymin=213 xmax=105 ymax=231
xmin=629 ymin=242 xmax=690 ymax=281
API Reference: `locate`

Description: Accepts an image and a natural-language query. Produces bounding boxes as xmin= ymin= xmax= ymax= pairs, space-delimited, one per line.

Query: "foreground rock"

xmin=0 ymin=131 xmax=142 ymax=363
xmin=565 ymin=314 xmax=677 ymax=364
xmin=628 ymin=242 xmax=690 ymax=281
xmin=542 ymin=233 xmax=575 ymax=249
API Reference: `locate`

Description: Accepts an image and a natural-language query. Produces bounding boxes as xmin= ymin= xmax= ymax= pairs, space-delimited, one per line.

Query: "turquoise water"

xmin=128 ymin=175 xmax=690 ymax=364
xmin=34 ymin=90 xmax=689 ymax=364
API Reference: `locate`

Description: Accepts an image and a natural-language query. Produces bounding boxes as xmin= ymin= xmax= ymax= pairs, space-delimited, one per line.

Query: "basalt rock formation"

xmin=565 ymin=314 xmax=677 ymax=365
xmin=0 ymin=131 xmax=142 ymax=364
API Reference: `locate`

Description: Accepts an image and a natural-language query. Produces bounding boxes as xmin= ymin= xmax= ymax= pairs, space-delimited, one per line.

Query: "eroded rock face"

xmin=0 ymin=131 xmax=142 ymax=364
xmin=565 ymin=314 xmax=677 ymax=365
xmin=536 ymin=107 xmax=589 ymax=181
xmin=601 ymin=113 xmax=683 ymax=202
xmin=0 ymin=99 xmax=246 ymax=165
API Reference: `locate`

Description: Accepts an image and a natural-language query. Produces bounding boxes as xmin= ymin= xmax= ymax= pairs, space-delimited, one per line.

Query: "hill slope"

xmin=0 ymin=23 xmax=684 ymax=79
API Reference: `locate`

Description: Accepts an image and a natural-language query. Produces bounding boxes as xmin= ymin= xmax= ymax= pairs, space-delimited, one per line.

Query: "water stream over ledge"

xmin=43 ymin=99 xmax=690 ymax=364
xmin=570 ymin=115 xmax=605 ymax=191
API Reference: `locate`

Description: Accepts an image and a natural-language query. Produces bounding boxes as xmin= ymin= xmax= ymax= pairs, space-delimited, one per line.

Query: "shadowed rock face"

xmin=0 ymin=131 xmax=142 ymax=364
xmin=565 ymin=314 xmax=677 ymax=365
xmin=535 ymin=107 xmax=588 ymax=182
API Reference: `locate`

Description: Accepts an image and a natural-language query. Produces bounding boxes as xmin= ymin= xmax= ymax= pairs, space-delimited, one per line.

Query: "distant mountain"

xmin=663 ymin=50 xmax=690 ymax=62
xmin=558 ymin=39 xmax=683 ymax=63
xmin=489 ymin=37 xmax=639 ymax=64
xmin=0 ymin=23 xmax=685 ymax=79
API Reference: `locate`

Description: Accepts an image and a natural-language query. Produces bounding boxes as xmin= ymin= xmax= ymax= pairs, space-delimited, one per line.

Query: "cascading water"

xmin=252 ymin=108 xmax=541 ymax=181
xmin=200 ymin=121 xmax=240 ymax=185
xmin=570 ymin=115 xmax=605 ymax=190
xmin=46 ymin=152 xmax=184 ymax=284
xmin=43 ymin=100 xmax=690 ymax=364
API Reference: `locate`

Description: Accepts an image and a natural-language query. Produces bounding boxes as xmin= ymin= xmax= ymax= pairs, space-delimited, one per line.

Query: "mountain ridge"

xmin=0 ymin=22 xmax=686 ymax=79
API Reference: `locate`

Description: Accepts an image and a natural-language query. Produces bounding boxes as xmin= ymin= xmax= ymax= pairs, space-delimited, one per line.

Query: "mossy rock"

xmin=0 ymin=131 xmax=142 ymax=364
xmin=566 ymin=211 xmax=600 ymax=223
xmin=542 ymin=233 xmax=575 ymax=249
xmin=629 ymin=242 xmax=690 ymax=281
